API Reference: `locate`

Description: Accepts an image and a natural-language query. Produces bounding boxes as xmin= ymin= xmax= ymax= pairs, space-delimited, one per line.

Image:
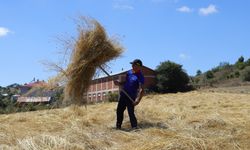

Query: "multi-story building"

xmin=87 ymin=66 xmax=156 ymax=102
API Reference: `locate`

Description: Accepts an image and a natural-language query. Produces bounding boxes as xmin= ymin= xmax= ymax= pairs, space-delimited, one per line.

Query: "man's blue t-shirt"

xmin=123 ymin=70 xmax=144 ymax=100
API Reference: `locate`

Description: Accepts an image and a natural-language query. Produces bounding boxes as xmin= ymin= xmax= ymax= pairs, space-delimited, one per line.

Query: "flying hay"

xmin=64 ymin=17 xmax=123 ymax=105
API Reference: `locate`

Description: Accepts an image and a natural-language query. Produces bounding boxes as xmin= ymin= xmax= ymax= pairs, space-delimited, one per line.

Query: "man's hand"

xmin=133 ymin=100 xmax=140 ymax=106
xmin=133 ymin=84 xmax=144 ymax=106
xmin=114 ymin=80 xmax=120 ymax=86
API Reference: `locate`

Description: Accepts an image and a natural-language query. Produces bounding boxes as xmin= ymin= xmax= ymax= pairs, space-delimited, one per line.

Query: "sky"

xmin=0 ymin=0 xmax=250 ymax=86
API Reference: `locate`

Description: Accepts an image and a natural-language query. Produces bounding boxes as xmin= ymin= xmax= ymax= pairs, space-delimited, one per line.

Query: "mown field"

xmin=0 ymin=90 xmax=249 ymax=150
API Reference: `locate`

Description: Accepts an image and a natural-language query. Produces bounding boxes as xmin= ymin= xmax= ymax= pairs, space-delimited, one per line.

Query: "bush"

xmin=245 ymin=58 xmax=250 ymax=66
xmin=236 ymin=62 xmax=245 ymax=70
xmin=206 ymin=71 xmax=214 ymax=79
xmin=194 ymin=78 xmax=200 ymax=84
xmin=155 ymin=61 xmax=190 ymax=93
xmin=107 ymin=92 xmax=119 ymax=102
xmin=227 ymin=74 xmax=234 ymax=79
xmin=211 ymin=67 xmax=219 ymax=73
xmin=234 ymin=71 xmax=240 ymax=78
xmin=241 ymin=67 xmax=250 ymax=81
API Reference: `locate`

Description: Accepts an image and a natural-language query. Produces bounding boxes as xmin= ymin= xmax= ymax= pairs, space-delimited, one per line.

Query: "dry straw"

xmin=1 ymin=91 xmax=250 ymax=149
xmin=64 ymin=17 xmax=123 ymax=105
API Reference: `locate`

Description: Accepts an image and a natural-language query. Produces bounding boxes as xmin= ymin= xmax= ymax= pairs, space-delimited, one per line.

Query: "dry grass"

xmin=64 ymin=17 xmax=123 ymax=105
xmin=0 ymin=91 xmax=249 ymax=150
xmin=200 ymin=85 xmax=250 ymax=94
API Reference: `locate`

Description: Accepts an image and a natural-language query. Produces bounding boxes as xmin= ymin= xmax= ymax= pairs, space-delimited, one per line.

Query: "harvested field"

xmin=200 ymin=85 xmax=250 ymax=94
xmin=0 ymin=91 xmax=249 ymax=150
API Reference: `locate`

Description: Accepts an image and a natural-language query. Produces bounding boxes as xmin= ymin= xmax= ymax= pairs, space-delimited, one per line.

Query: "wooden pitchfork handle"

xmin=99 ymin=66 xmax=135 ymax=103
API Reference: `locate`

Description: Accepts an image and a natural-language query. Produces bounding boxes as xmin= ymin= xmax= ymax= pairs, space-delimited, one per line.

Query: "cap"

xmin=130 ymin=59 xmax=143 ymax=66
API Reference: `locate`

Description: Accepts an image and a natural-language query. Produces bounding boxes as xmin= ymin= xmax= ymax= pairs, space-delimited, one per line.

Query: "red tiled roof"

xmin=24 ymin=81 xmax=46 ymax=87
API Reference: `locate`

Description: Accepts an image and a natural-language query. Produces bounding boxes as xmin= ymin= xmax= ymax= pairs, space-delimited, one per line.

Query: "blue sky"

xmin=0 ymin=0 xmax=250 ymax=86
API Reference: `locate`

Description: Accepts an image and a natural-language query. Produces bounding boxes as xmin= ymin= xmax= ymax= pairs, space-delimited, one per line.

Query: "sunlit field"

xmin=0 ymin=91 xmax=249 ymax=150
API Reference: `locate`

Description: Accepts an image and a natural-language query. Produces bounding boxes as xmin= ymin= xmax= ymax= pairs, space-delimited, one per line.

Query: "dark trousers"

xmin=116 ymin=93 xmax=137 ymax=128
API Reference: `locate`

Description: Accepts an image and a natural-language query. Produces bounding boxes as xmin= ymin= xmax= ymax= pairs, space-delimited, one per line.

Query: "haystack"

xmin=64 ymin=17 xmax=123 ymax=105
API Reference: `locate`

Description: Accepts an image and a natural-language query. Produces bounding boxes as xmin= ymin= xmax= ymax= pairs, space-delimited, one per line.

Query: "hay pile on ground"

xmin=0 ymin=91 xmax=249 ymax=149
xmin=64 ymin=17 xmax=123 ymax=105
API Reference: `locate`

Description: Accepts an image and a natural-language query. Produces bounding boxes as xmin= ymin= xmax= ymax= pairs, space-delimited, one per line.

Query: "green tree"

xmin=196 ymin=70 xmax=202 ymax=76
xmin=236 ymin=56 xmax=245 ymax=70
xmin=155 ymin=61 xmax=190 ymax=93
xmin=237 ymin=56 xmax=244 ymax=63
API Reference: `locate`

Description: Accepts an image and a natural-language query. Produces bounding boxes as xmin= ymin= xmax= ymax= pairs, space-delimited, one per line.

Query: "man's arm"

xmin=114 ymin=80 xmax=125 ymax=86
xmin=114 ymin=75 xmax=126 ymax=86
xmin=134 ymin=84 xmax=144 ymax=106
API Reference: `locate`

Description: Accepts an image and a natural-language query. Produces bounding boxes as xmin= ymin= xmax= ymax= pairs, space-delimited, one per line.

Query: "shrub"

xmin=107 ymin=92 xmax=119 ymax=102
xmin=245 ymin=58 xmax=250 ymax=66
xmin=211 ymin=67 xmax=219 ymax=73
xmin=206 ymin=71 xmax=214 ymax=79
xmin=236 ymin=62 xmax=245 ymax=70
xmin=234 ymin=71 xmax=240 ymax=78
xmin=241 ymin=67 xmax=250 ymax=81
xmin=194 ymin=78 xmax=200 ymax=84
xmin=227 ymin=74 xmax=234 ymax=79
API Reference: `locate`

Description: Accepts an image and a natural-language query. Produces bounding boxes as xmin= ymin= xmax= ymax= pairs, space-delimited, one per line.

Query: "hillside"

xmin=0 ymin=91 xmax=249 ymax=150
xmin=192 ymin=57 xmax=250 ymax=88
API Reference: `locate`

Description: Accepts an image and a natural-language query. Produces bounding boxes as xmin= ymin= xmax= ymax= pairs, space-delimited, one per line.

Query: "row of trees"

xmin=154 ymin=56 xmax=250 ymax=93
xmin=2 ymin=56 xmax=249 ymax=112
xmin=233 ymin=56 xmax=250 ymax=81
xmin=196 ymin=56 xmax=250 ymax=82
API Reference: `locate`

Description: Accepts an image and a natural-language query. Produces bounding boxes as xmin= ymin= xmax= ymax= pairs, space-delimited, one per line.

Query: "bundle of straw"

xmin=64 ymin=17 xmax=123 ymax=105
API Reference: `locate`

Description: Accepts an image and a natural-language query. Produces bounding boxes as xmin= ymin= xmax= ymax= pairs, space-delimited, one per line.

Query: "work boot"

xmin=116 ymin=124 xmax=121 ymax=130
xmin=130 ymin=126 xmax=139 ymax=131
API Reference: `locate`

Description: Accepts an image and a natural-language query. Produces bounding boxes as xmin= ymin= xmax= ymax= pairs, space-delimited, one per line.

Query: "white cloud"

xmin=0 ymin=27 xmax=10 ymax=37
xmin=199 ymin=4 xmax=218 ymax=16
xmin=113 ymin=4 xmax=134 ymax=10
xmin=179 ymin=53 xmax=190 ymax=60
xmin=177 ymin=6 xmax=192 ymax=13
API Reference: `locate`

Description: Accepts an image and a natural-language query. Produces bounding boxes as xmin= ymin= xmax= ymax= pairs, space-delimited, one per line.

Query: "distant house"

xmin=17 ymin=96 xmax=51 ymax=104
xmin=16 ymin=80 xmax=52 ymax=104
xmin=19 ymin=80 xmax=46 ymax=95
xmin=87 ymin=65 xmax=156 ymax=102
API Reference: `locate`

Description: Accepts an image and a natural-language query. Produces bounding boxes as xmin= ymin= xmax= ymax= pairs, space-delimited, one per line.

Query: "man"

xmin=114 ymin=59 xmax=144 ymax=130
